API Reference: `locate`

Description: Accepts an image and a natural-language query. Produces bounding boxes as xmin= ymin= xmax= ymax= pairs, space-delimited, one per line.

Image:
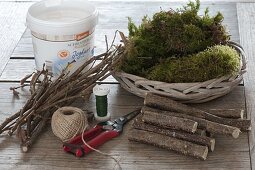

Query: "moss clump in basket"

xmin=148 ymin=45 xmax=240 ymax=83
xmin=118 ymin=0 xmax=239 ymax=83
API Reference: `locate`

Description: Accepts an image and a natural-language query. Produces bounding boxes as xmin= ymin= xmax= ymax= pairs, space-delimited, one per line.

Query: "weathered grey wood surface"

xmin=0 ymin=1 xmax=252 ymax=170
xmin=0 ymin=2 xmax=32 ymax=77
xmin=237 ymin=3 xmax=255 ymax=169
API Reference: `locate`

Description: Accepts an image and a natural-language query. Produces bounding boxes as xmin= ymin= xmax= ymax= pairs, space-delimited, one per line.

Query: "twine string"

xmin=81 ymin=124 xmax=122 ymax=170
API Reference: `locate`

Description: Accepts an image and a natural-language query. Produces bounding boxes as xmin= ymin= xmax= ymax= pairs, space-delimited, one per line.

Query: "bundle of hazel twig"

xmin=0 ymin=32 xmax=125 ymax=152
xmin=129 ymin=93 xmax=251 ymax=160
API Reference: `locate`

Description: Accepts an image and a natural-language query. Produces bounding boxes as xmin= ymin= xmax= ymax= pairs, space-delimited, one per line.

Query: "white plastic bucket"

xmin=26 ymin=0 xmax=98 ymax=77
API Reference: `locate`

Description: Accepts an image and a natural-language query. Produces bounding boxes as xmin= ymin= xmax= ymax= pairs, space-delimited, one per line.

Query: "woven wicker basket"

xmin=112 ymin=41 xmax=247 ymax=103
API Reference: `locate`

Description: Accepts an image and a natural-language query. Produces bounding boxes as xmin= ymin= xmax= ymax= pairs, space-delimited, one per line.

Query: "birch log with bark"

xmin=208 ymin=109 xmax=244 ymax=119
xmin=133 ymin=117 xmax=215 ymax=151
xmin=142 ymin=111 xmax=198 ymax=133
xmin=144 ymin=93 xmax=251 ymax=131
xmin=128 ymin=129 xmax=209 ymax=160
xmin=142 ymin=106 xmax=240 ymax=138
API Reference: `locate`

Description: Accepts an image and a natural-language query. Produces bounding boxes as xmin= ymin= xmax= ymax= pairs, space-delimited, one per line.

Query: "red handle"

xmin=63 ymin=125 xmax=104 ymax=156
xmin=68 ymin=125 xmax=103 ymax=144
xmin=83 ymin=130 xmax=119 ymax=154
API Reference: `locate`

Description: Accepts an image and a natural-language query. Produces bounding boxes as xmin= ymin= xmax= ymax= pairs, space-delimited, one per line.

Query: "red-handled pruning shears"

xmin=63 ymin=109 xmax=141 ymax=157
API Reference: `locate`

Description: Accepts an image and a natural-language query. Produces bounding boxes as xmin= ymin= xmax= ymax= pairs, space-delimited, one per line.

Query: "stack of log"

xmin=128 ymin=93 xmax=251 ymax=160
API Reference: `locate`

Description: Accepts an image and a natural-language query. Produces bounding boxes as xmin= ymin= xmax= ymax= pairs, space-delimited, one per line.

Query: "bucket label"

xmin=32 ymin=31 xmax=95 ymax=77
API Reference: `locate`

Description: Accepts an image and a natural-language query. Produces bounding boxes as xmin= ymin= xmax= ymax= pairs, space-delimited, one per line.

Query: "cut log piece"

xmin=208 ymin=109 xmax=244 ymax=119
xmin=142 ymin=106 xmax=241 ymax=138
xmin=144 ymin=93 xmax=251 ymax=131
xmin=133 ymin=117 xmax=215 ymax=151
xmin=128 ymin=129 xmax=209 ymax=160
xmin=142 ymin=110 xmax=198 ymax=133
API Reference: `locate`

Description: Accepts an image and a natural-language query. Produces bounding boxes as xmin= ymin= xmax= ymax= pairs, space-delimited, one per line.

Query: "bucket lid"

xmin=26 ymin=0 xmax=98 ymax=35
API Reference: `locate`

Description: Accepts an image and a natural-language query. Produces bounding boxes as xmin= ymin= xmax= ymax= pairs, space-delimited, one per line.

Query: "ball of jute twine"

xmin=51 ymin=106 xmax=88 ymax=142
xmin=51 ymin=106 xmax=122 ymax=170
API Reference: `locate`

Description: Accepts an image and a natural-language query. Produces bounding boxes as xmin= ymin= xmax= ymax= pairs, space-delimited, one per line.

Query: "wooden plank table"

xmin=0 ymin=1 xmax=253 ymax=169
xmin=237 ymin=3 xmax=255 ymax=169
xmin=0 ymin=1 xmax=33 ymax=76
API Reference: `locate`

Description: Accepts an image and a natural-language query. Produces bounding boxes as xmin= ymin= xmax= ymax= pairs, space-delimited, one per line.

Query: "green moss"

xmin=120 ymin=0 xmax=231 ymax=77
xmin=147 ymin=45 xmax=240 ymax=83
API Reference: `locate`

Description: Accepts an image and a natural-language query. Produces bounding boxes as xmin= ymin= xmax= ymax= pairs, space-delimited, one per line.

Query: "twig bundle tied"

xmin=0 ymin=32 xmax=124 ymax=152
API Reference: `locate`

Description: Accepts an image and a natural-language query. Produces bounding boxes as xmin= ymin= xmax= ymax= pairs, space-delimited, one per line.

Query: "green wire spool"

xmin=93 ymin=85 xmax=110 ymax=122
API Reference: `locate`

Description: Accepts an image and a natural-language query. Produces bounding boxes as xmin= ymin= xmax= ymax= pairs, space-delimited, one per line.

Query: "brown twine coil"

xmin=51 ymin=106 xmax=88 ymax=142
